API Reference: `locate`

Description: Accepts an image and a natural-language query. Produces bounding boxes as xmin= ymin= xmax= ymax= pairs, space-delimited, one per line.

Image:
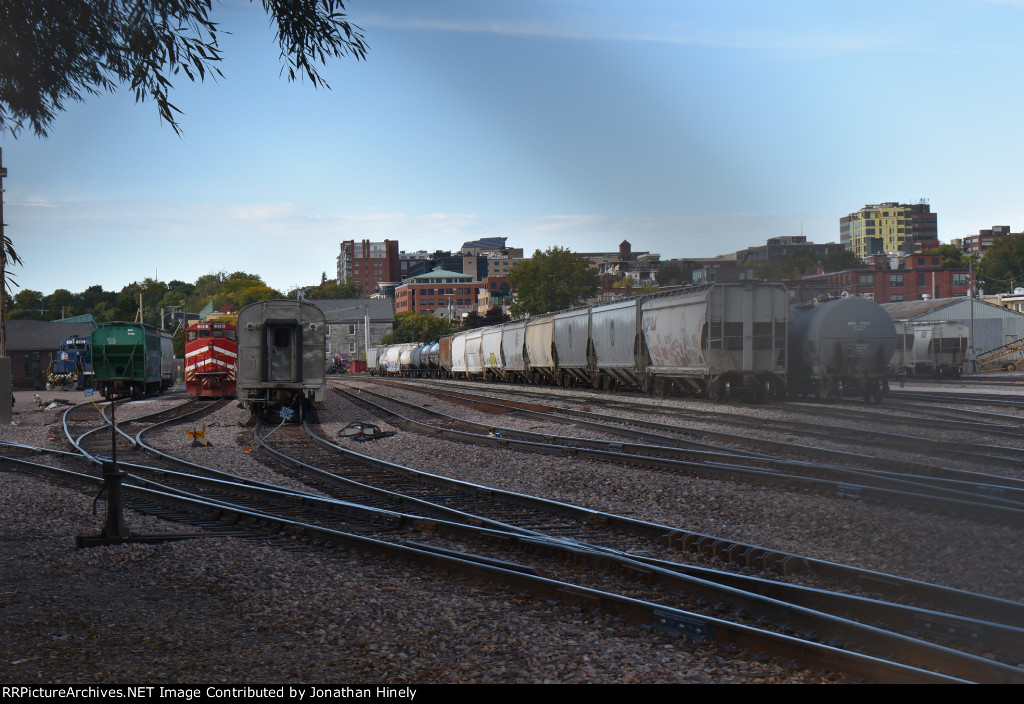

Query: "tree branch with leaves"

xmin=0 ymin=0 xmax=368 ymax=137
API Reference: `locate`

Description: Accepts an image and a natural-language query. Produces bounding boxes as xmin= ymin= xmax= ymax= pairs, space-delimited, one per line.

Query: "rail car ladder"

xmin=976 ymin=337 xmax=1024 ymax=372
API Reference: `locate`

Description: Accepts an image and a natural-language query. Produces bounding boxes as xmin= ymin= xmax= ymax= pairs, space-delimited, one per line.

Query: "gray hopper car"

xmin=640 ymin=282 xmax=789 ymax=401
xmin=891 ymin=321 xmax=968 ymax=378
xmin=429 ymin=281 xmax=790 ymax=401
xmin=236 ymin=300 xmax=327 ymax=421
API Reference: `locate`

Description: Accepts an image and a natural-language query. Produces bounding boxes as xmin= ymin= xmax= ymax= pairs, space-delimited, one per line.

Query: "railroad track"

xmin=339 ymin=379 xmax=1024 ymax=525
xmin=7 ymin=391 xmax=1022 ymax=682
xmin=238 ymin=408 xmax=1024 ymax=681
xmin=61 ymin=394 xmax=229 ymax=462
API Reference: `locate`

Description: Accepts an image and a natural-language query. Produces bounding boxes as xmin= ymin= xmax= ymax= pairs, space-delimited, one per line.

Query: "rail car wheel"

xmin=831 ymin=380 xmax=844 ymax=403
xmin=639 ymin=375 xmax=652 ymax=395
xmin=710 ymin=378 xmax=730 ymax=403
xmin=864 ymin=378 xmax=884 ymax=404
xmin=1007 ymin=363 xmax=1017 ymax=372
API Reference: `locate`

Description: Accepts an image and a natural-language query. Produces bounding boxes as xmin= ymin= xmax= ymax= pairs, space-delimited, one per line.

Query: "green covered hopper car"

xmin=91 ymin=322 xmax=174 ymax=399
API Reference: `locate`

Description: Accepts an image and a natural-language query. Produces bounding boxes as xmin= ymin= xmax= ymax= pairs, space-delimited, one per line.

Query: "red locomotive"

xmin=184 ymin=320 xmax=238 ymax=397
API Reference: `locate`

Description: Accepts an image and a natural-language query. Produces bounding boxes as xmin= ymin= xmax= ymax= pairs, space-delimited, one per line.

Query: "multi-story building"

xmin=840 ymin=201 xmax=938 ymax=258
xmin=960 ymin=226 xmax=1011 ymax=256
xmin=393 ymin=269 xmax=479 ymax=318
xmin=405 ymin=243 xmax=524 ymax=281
xmin=459 ymin=237 xmax=520 ymax=257
xmin=336 ymin=239 xmax=402 ymax=295
xmin=735 ymin=235 xmax=845 ymax=266
xmin=795 ymin=253 xmax=970 ymax=303
xmin=398 ymin=250 xmax=431 ymax=279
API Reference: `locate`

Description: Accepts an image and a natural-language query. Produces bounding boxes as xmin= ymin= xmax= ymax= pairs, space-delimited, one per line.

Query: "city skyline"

xmin=3 ymin=0 xmax=1024 ymax=295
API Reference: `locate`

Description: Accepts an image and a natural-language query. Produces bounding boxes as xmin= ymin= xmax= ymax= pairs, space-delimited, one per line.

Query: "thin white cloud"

xmin=359 ymin=14 xmax=892 ymax=53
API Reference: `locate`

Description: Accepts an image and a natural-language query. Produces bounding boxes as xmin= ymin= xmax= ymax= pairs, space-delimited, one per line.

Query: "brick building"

xmin=796 ymin=253 xmax=970 ymax=303
xmin=959 ymin=226 xmax=1012 ymax=256
xmin=336 ymin=239 xmax=402 ymax=295
xmin=394 ymin=269 xmax=479 ymax=318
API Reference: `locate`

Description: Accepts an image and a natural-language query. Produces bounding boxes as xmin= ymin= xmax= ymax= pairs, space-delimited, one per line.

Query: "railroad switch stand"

xmin=76 ymin=399 xmax=212 ymax=548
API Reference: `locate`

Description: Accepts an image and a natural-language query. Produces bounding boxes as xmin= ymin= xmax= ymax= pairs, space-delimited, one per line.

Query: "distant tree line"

xmin=7 ymin=271 xmax=312 ymax=327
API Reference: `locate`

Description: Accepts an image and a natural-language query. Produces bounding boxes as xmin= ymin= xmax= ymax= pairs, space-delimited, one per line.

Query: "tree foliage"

xmin=922 ymin=243 xmax=971 ymax=270
xmin=754 ymin=251 xmax=819 ymax=281
xmin=6 ymin=271 xmax=280 ymax=324
xmin=819 ymin=249 xmax=862 ymax=273
xmin=508 ymin=247 xmax=598 ymax=318
xmin=303 ymin=280 xmax=362 ymax=299
xmin=656 ymin=261 xmax=692 ymax=287
xmin=0 ymin=0 xmax=368 ymax=137
xmin=379 ymin=312 xmax=454 ymax=345
xmin=978 ymin=233 xmax=1024 ymax=293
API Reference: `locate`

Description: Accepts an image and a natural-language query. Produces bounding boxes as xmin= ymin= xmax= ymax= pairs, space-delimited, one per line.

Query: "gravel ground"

xmin=0 ymin=391 xmax=840 ymax=684
xmin=328 ymin=379 xmax=1024 ymax=603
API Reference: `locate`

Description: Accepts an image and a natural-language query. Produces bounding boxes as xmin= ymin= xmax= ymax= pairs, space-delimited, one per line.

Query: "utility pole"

xmin=0 ymin=149 xmax=12 ymax=424
xmin=968 ymin=258 xmax=976 ymax=373
xmin=0 ymin=147 xmax=7 ymax=357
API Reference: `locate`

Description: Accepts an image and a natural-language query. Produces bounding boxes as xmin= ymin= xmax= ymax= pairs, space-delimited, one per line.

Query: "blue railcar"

xmin=47 ymin=336 xmax=93 ymax=390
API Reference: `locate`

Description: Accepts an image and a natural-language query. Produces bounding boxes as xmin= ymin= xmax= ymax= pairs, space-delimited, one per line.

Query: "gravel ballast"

xmin=3 ymin=384 xmax=1019 ymax=684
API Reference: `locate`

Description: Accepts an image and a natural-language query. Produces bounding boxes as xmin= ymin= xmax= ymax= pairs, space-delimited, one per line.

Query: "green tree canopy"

xmin=656 ymin=261 xmax=692 ymax=286
xmin=0 ymin=0 xmax=368 ymax=137
xmin=304 ymin=280 xmax=362 ymax=299
xmin=380 ymin=312 xmax=454 ymax=345
xmin=508 ymin=247 xmax=598 ymax=318
xmin=819 ymin=249 xmax=862 ymax=273
xmin=922 ymin=243 xmax=971 ymax=269
xmin=754 ymin=251 xmax=819 ymax=281
xmin=978 ymin=233 xmax=1024 ymax=293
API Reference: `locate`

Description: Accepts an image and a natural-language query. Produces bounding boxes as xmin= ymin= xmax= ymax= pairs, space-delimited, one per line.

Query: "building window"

xmin=953 ymin=273 xmax=968 ymax=286
xmin=349 ymin=324 xmax=356 ymax=335
xmin=917 ymin=274 xmax=926 ymax=287
xmin=890 ymin=274 xmax=903 ymax=287
xmin=890 ymin=295 xmax=904 ymax=302
xmin=349 ymin=343 xmax=356 ymax=353
xmin=325 ymin=325 xmax=331 ymax=337
xmin=859 ymin=275 xmax=874 ymax=286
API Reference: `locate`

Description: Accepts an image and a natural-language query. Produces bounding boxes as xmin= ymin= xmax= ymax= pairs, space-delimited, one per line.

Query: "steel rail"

xmin=2 ymin=447 xmax=1017 ymax=682
xmin=338 ymin=384 xmax=1024 ymax=524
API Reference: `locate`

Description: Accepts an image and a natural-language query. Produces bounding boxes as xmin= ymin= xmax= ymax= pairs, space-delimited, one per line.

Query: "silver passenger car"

xmin=236 ymin=300 xmax=327 ymax=420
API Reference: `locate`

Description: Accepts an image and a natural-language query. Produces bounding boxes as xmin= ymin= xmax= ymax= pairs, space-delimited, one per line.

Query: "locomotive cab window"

xmin=186 ymin=330 xmax=198 ymax=342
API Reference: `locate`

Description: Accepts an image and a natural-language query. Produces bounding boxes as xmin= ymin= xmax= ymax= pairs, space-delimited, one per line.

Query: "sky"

xmin=3 ymin=0 xmax=1024 ymax=297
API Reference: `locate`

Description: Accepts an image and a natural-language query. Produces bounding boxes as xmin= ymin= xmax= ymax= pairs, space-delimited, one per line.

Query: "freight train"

xmin=371 ymin=284 xmax=898 ymax=403
xmin=236 ymin=299 xmax=326 ymax=421
xmin=91 ymin=322 xmax=174 ymax=399
xmin=184 ymin=320 xmax=238 ymax=397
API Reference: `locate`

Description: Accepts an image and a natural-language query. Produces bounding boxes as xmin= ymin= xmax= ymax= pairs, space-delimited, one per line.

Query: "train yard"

xmin=1 ymin=377 xmax=1023 ymax=684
